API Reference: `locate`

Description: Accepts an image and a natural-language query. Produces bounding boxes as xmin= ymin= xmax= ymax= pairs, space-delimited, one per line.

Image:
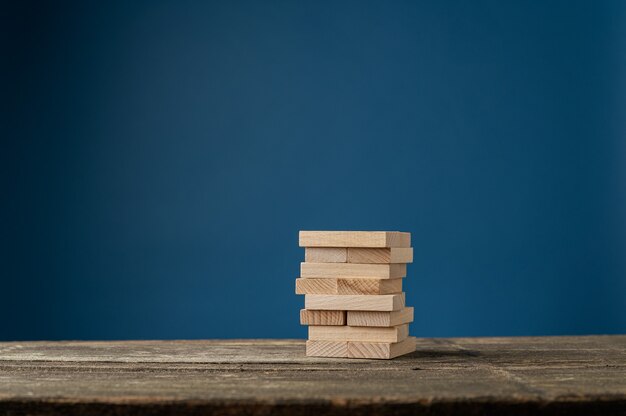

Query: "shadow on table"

xmin=400 ymin=348 xmax=482 ymax=360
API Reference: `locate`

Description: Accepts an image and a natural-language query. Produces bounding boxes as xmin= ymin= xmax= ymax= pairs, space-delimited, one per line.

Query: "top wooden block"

xmin=299 ymin=231 xmax=411 ymax=248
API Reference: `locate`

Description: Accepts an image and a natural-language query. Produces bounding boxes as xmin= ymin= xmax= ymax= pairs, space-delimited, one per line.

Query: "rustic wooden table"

xmin=0 ymin=336 xmax=625 ymax=415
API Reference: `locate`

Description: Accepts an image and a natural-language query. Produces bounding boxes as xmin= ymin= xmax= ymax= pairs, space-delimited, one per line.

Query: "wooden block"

xmin=347 ymin=307 xmax=414 ymax=327
xmin=346 ymin=247 xmax=413 ymax=264
xmin=300 ymin=263 xmax=406 ymax=279
xmin=306 ymin=338 xmax=416 ymax=359
xmin=309 ymin=324 xmax=409 ymax=343
xmin=299 ymin=231 xmax=410 ymax=248
xmin=305 ymin=340 xmax=348 ymax=358
xmin=337 ymin=278 xmax=402 ymax=295
xmin=305 ymin=248 xmax=413 ymax=264
xmin=300 ymin=309 xmax=346 ymax=325
xmin=348 ymin=336 xmax=417 ymax=359
xmin=305 ymin=248 xmax=347 ymax=263
xmin=296 ymin=278 xmax=337 ymax=294
xmin=296 ymin=278 xmax=402 ymax=295
xmin=305 ymin=293 xmax=405 ymax=311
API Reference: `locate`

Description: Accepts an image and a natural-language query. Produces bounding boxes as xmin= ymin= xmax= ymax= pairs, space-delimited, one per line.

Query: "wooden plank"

xmin=305 ymin=248 xmax=414 ymax=264
xmin=296 ymin=278 xmax=402 ymax=295
xmin=0 ymin=337 xmax=625 ymax=415
xmin=0 ymin=336 xmax=623 ymax=363
xmin=305 ymin=248 xmax=347 ymax=263
xmin=347 ymin=307 xmax=414 ymax=327
xmin=347 ymin=247 xmax=413 ymax=263
xmin=299 ymin=231 xmax=411 ymax=248
xmin=301 ymin=263 xmax=406 ymax=279
xmin=305 ymin=293 xmax=405 ymax=311
xmin=348 ymin=336 xmax=417 ymax=359
xmin=305 ymin=338 xmax=416 ymax=359
xmin=305 ymin=340 xmax=348 ymax=357
xmin=300 ymin=309 xmax=346 ymax=325
xmin=295 ymin=278 xmax=337 ymax=294
xmin=337 ymin=278 xmax=402 ymax=295
xmin=309 ymin=324 xmax=409 ymax=343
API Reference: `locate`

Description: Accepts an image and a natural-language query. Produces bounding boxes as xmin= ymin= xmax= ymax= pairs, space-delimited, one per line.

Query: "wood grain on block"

xmin=348 ymin=336 xmax=417 ymax=359
xmin=306 ymin=338 xmax=416 ymax=359
xmin=305 ymin=293 xmax=405 ymax=311
xmin=337 ymin=278 xmax=402 ymax=295
xmin=347 ymin=247 xmax=413 ymax=264
xmin=305 ymin=248 xmax=347 ymax=263
xmin=309 ymin=324 xmax=409 ymax=343
xmin=299 ymin=231 xmax=411 ymax=248
xmin=296 ymin=278 xmax=337 ymax=295
xmin=300 ymin=263 xmax=406 ymax=279
xmin=305 ymin=340 xmax=348 ymax=358
xmin=300 ymin=309 xmax=346 ymax=326
xmin=296 ymin=278 xmax=402 ymax=295
xmin=347 ymin=307 xmax=414 ymax=327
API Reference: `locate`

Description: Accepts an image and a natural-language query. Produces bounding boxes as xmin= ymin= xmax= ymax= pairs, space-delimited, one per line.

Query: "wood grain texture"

xmin=299 ymin=231 xmax=411 ymax=248
xmin=0 ymin=337 xmax=625 ymax=415
xmin=308 ymin=324 xmax=409 ymax=343
xmin=348 ymin=307 xmax=414 ymax=327
xmin=296 ymin=278 xmax=402 ymax=295
xmin=301 ymin=263 xmax=406 ymax=279
xmin=305 ymin=340 xmax=348 ymax=357
xmin=338 ymin=278 xmax=402 ymax=295
xmin=349 ymin=336 xmax=417 ymax=359
xmin=305 ymin=248 xmax=347 ymax=263
xmin=305 ymin=293 xmax=405 ymax=311
xmin=347 ymin=247 xmax=414 ymax=264
xmin=305 ymin=248 xmax=414 ymax=264
xmin=300 ymin=309 xmax=346 ymax=325
xmin=296 ymin=278 xmax=337 ymax=294
xmin=305 ymin=337 xmax=416 ymax=359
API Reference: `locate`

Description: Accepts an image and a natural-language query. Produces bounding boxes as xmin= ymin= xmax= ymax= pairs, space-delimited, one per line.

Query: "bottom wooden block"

xmin=349 ymin=336 xmax=417 ymax=359
xmin=306 ymin=337 xmax=417 ymax=360
xmin=305 ymin=340 xmax=348 ymax=357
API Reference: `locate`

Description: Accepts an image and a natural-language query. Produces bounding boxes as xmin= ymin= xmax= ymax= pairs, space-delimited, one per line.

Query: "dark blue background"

xmin=3 ymin=1 xmax=625 ymax=340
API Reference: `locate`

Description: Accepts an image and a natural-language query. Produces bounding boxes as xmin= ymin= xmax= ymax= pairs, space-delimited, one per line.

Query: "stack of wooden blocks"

xmin=297 ymin=231 xmax=416 ymax=359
